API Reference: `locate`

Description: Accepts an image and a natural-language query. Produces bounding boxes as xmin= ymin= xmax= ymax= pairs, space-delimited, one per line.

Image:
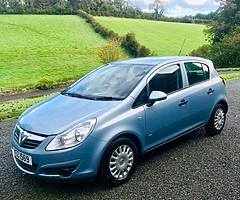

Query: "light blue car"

xmin=11 ymin=56 xmax=228 ymax=185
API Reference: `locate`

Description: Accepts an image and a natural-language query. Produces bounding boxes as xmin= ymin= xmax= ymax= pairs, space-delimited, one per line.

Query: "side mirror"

xmin=147 ymin=91 xmax=167 ymax=107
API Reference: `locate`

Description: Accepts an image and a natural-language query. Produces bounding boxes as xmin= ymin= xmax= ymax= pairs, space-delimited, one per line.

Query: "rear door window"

xmin=184 ymin=62 xmax=210 ymax=86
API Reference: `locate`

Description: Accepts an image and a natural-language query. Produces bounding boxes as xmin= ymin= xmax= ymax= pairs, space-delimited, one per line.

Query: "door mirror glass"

xmin=149 ymin=91 xmax=167 ymax=102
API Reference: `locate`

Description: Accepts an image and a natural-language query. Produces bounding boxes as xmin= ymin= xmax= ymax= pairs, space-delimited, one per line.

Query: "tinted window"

xmin=65 ymin=64 xmax=153 ymax=99
xmin=149 ymin=64 xmax=183 ymax=94
xmin=184 ymin=62 xmax=209 ymax=86
xmin=133 ymin=64 xmax=183 ymax=108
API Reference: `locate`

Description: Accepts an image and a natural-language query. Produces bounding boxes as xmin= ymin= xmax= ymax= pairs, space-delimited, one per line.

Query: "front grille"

xmin=14 ymin=126 xmax=20 ymax=141
xmin=14 ymin=126 xmax=46 ymax=149
xmin=20 ymin=139 xmax=42 ymax=149
xmin=16 ymin=159 xmax=38 ymax=173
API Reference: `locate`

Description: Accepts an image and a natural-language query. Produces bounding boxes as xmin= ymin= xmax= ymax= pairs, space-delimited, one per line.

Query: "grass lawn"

xmin=0 ymin=15 xmax=107 ymax=91
xmin=221 ymin=72 xmax=240 ymax=80
xmin=0 ymin=95 xmax=51 ymax=121
xmin=95 ymin=17 xmax=207 ymax=56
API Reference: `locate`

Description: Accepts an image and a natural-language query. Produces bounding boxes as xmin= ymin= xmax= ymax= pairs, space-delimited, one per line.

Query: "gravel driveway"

xmin=1 ymin=79 xmax=240 ymax=200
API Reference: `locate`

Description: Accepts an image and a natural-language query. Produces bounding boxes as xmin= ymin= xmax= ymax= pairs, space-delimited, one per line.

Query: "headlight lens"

xmin=46 ymin=119 xmax=96 ymax=151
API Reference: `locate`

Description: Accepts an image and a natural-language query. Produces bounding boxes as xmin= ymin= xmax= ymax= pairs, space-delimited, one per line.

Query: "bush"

xmin=189 ymin=44 xmax=212 ymax=58
xmin=35 ymin=78 xmax=55 ymax=90
xmin=122 ymin=33 xmax=151 ymax=57
xmin=96 ymin=39 xmax=123 ymax=63
xmin=138 ymin=45 xmax=151 ymax=57
xmin=122 ymin=33 xmax=140 ymax=57
xmin=108 ymin=30 xmax=120 ymax=40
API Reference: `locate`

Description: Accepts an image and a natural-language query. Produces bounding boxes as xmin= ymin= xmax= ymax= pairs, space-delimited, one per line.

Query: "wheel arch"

xmin=96 ymin=131 xmax=143 ymax=176
xmin=112 ymin=133 xmax=142 ymax=155
xmin=207 ymin=98 xmax=228 ymax=123
xmin=217 ymin=99 xmax=228 ymax=113
xmin=103 ymin=131 xmax=143 ymax=156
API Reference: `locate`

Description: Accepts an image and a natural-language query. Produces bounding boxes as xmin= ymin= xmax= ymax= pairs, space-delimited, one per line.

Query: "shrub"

xmin=122 ymin=33 xmax=140 ymax=57
xmin=108 ymin=30 xmax=120 ymax=40
xmin=189 ymin=44 xmax=212 ymax=58
xmin=138 ymin=45 xmax=151 ymax=57
xmin=122 ymin=33 xmax=151 ymax=57
xmin=96 ymin=39 xmax=123 ymax=63
xmin=35 ymin=78 xmax=55 ymax=90
xmin=150 ymin=51 xmax=158 ymax=56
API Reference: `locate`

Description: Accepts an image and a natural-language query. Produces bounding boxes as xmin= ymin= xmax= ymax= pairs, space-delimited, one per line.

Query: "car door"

xmin=183 ymin=62 xmax=215 ymax=128
xmin=143 ymin=63 xmax=190 ymax=148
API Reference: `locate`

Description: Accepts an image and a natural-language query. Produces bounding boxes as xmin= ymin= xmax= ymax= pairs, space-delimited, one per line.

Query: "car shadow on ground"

xmin=20 ymin=127 xmax=208 ymax=197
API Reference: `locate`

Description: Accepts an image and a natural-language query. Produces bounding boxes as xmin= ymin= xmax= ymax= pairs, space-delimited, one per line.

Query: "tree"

xmin=211 ymin=27 xmax=240 ymax=67
xmin=32 ymin=0 xmax=58 ymax=9
xmin=149 ymin=0 xmax=164 ymax=20
xmin=207 ymin=0 xmax=240 ymax=43
xmin=68 ymin=0 xmax=81 ymax=10
xmin=194 ymin=11 xmax=217 ymax=20
xmin=190 ymin=0 xmax=240 ymax=67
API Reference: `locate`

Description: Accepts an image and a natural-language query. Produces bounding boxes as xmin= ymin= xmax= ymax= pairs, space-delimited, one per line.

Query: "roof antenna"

xmin=178 ymin=38 xmax=186 ymax=56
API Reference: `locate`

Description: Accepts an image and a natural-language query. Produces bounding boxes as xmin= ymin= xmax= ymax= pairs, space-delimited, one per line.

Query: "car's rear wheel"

xmin=205 ymin=104 xmax=227 ymax=136
xmin=99 ymin=137 xmax=139 ymax=186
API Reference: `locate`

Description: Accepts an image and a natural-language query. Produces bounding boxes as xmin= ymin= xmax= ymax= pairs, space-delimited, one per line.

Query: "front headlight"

xmin=46 ymin=118 xmax=96 ymax=151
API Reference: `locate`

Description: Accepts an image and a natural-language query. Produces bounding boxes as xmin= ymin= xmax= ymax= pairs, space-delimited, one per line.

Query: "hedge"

xmin=77 ymin=10 xmax=152 ymax=58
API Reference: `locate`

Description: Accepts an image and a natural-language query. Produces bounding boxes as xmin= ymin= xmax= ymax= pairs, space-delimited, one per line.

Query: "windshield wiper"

xmin=93 ymin=96 xmax=124 ymax=101
xmin=61 ymin=92 xmax=96 ymax=100
xmin=61 ymin=92 xmax=124 ymax=101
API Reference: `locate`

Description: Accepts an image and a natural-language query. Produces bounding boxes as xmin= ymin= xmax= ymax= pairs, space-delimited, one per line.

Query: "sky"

xmin=130 ymin=0 xmax=220 ymax=17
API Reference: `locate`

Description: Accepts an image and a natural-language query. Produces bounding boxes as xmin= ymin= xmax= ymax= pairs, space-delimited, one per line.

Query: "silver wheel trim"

xmin=109 ymin=145 xmax=134 ymax=181
xmin=214 ymin=108 xmax=225 ymax=130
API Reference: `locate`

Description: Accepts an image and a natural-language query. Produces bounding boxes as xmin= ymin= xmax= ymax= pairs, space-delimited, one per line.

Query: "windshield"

xmin=62 ymin=63 xmax=153 ymax=100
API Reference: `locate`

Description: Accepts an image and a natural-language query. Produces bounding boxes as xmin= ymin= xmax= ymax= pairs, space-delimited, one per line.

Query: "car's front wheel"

xmin=205 ymin=104 xmax=227 ymax=136
xmin=99 ymin=137 xmax=139 ymax=186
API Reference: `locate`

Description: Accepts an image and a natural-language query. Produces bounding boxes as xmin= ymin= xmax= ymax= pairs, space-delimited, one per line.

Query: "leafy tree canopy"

xmin=207 ymin=0 xmax=240 ymax=43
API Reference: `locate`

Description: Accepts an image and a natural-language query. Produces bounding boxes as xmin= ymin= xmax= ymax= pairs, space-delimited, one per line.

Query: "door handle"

xmin=207 ymin=88 xmax=215 ymax=95
xmin=179 ymin=99 xmax=188 ymax=106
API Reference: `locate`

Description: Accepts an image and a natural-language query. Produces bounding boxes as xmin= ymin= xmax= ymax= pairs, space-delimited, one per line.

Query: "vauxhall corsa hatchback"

xmin=11 ymin=57 xmax=228 ymax=185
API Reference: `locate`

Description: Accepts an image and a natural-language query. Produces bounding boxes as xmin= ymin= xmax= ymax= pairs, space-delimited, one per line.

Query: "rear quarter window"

xmin=184 ymin=62 xmax=210 ymax=86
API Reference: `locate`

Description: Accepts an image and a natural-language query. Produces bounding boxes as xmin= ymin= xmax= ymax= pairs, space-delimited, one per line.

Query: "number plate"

xmin=12 ymin=148 xmax=32 ymax=166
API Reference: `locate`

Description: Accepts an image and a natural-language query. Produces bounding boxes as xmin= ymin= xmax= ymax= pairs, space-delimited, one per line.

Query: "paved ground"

xmin=0 ymin=79 xmax=239 ymax=200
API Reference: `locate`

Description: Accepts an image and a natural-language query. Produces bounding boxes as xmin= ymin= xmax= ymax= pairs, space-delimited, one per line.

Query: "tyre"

xmin=99 ymin=137 xmax=139 ymax=186
xmin=205 ymin=104 xmax=227 ymax=136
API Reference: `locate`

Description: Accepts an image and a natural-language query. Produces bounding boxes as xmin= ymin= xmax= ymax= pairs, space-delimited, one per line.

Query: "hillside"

xmin=95 ymin=17 xmax=207 ymax=56
xmin=0 ymin=15 xmax=106 ymax=91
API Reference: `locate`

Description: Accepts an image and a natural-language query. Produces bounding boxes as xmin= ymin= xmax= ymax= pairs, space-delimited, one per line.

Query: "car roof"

xmin=113 ymin=56 xmax=212 ymax=66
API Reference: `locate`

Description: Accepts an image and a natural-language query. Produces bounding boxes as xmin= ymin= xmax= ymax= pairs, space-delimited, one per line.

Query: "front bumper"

xmin=11 ymin=133 xmax=107 ymax=181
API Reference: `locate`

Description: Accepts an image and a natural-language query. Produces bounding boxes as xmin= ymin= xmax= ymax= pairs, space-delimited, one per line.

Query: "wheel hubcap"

xmin=214 ymin=108 xmax=225 ymax=130
xmin=109 ymin=145 xmax=134 ymax=180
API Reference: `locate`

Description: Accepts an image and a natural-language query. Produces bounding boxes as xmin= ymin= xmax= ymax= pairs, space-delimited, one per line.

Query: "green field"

xmin=0 ymin=15 xmax=107 ymax=91
xmin=0 ymin=94 xmax=51 ymax=121
xmin=96 ymin=17 xmax=207 ymax=56
xmin=0 ymin=15 xmax=213 ymax=92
